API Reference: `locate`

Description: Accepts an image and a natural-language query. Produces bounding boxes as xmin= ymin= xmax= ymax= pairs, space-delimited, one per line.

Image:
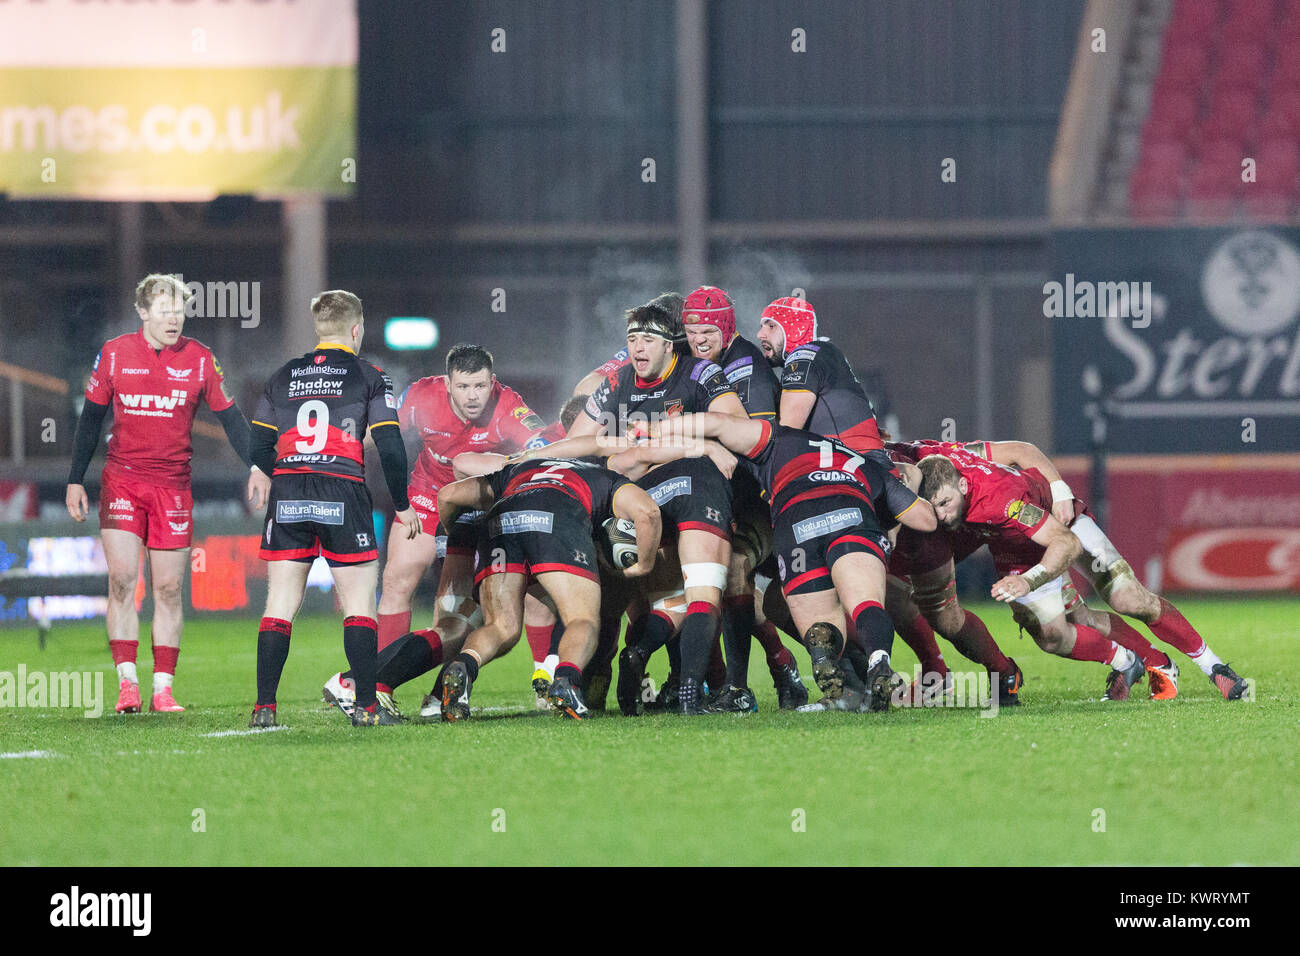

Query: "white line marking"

xmin=200 ymin=726 xmax=290 ymax=738
xmin=0 ymin=750 xmax=61 ymax=759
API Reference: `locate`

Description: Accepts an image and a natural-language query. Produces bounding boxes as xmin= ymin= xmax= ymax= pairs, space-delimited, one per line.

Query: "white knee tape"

xmin=1014 ymin=573 xmax=1068 ymax=625
xmin=1070 ymin=515 xmax=1122 ymax=568
xmin=754 ymin=573 xmax=773 ymax=593
xmin=434 ymin=534 xmax=448 ymax=560
xmin=651 ymin=588 xmax=688 ymax=613
xmin=682 ymin=562 xmax=728 ymax=592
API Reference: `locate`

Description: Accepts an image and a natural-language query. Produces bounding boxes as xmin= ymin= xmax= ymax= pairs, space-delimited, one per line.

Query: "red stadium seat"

xmin=1144 ymin=89 xmax=1201 ymax=142
xmin=1214 ymin=39 xmax=1268 ymax=80
xmin=1200 ymin=87 xmax=1259 ymax=142
xmin=1158 ymin=40 xmax=1211 ymax=88
xmin=1166 ymin=0 xmax=1223 ymax=44
xmin=1220 ymin=0 xmax=1277 ymax=40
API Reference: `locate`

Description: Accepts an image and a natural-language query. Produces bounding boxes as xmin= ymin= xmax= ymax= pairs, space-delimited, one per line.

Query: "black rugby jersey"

xmin=488 ymin=457 xmax=632 ymax=524
xmin=718 ymin=335 xmax=778 ymax=420
xmin=780 ymin=339 xmax=882 ymax=452
xmin=743 ymin=422 xmax=920 ymax=525
xmin=583 ymin=354 xmax=737 ymax=437
xmin=252 ymin=345 xmax=399 ymax=482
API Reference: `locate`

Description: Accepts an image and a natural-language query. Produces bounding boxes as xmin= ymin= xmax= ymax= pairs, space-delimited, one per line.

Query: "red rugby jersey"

xmin=84 ymin=328 xmax=235 ymax=487
xmin=940 ymin=448 xmax=1054 ymax=561
xmin=398 ymin=376 xmax=546 ymax=491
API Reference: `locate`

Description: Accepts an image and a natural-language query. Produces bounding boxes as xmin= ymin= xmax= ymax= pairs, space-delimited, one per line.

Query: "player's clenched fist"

xmin=66 ymin=483 xmax=89 ymax=522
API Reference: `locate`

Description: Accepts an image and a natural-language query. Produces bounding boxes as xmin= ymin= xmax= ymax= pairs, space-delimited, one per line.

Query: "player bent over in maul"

xmin=246 ymin=290 xmax=421 ymax=728
xmin=435 ymin=456 xmax=662 ymax=719
xmin=653 ymin=414 xmax=939 ymax=711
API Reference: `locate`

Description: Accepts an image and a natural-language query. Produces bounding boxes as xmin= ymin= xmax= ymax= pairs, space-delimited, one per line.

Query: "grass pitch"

xmin=1 ymin=597 xmax=1296 ymax=866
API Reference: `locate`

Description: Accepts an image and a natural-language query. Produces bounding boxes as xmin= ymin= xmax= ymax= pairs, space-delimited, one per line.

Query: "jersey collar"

xmin=636 ymin=353 xmax=677 ymax=389
xmin=315 ymin=341 xmax=356 ymax=354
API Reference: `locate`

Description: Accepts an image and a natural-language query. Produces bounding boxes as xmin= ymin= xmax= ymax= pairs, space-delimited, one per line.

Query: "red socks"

xmin=1147 ymin=598 xmax=1207 ymax=657
xmin=1067 ymin=624 xmax=1122 ymax=665
xmin=949 ymin=610 xmax=1012 ymax=673
xmin=894 ymin=612 xmax=947 ymax=675
xmin=152 ymin=644 xmax=179 ymax=676
xmin=525 ymin=624 xmax=554 ymax=663
xmin=109 ymin=639 xmax=137 ymax=666
xmin=1105 ymin=613 xmax=1166 ymax=666
xmin=754 ymin=620 xmax=796 ymax=671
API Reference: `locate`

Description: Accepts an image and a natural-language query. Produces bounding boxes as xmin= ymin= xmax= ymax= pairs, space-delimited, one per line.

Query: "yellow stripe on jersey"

xmin=368 ymin=420 xmax=400 ymax=431
xmin=252 ymin=420 xmax=278 ymax=431
xmin=781 ymin=388 xmax=814 ymax=394
xmin=895 ymin=496 xmax=921 ymax=519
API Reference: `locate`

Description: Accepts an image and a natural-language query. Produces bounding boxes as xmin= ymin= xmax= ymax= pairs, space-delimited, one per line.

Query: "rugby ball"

xmin=599 ymin=517 xmax=639 ymax=571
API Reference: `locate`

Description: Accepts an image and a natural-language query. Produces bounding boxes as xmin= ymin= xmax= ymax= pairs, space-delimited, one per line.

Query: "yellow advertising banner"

xmin=0 ymin=0 xmax=356 ymax=199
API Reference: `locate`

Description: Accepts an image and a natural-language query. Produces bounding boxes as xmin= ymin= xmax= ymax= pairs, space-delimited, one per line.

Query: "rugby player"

xmin=916 ymin=450 xmax=1250 ymax=701
xmin=435 ymin=456 xmax=662 ymax=720
xmin=915 ymin=447 xmax=1248 ymax=702
xmin=566 ymin=294 xmax=751 ymax=713
xmin=653 ymin=413 xmax=940 ymax=712
xmin=756 ymin=296 xmax=953 ymax=694
xmin=320 ymin=344 xmax=548 ymax=714
xmin=335 ymin=397 xmax=587 ymax=721
xmin=246 ymin=291 xmax=420 ymax=728
xmin=66 ymin=274 xmax=254 ymax=715
xmin=681 ymin=285 xmax=807 ymax=710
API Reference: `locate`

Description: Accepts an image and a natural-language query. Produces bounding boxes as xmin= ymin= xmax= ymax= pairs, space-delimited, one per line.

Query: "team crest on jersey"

xmin=92 ymin=351 xmax=101 ymax=371
xmin=663 ymin=399 xmax=684 ymax=417
xmin=166 ymin=366 xmax=192 ymax=380
xmin=1006 ymin=499 xmax=1045 ymax=527
xmin=315 ymin=355 xmax=326 ymax=364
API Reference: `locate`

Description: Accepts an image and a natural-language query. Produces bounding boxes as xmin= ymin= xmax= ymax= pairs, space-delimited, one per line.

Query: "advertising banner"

xmin=0 ymin=0 xmax=356 ymax=199
xmin=1052 ymin=228 xmax=1300 ymax=454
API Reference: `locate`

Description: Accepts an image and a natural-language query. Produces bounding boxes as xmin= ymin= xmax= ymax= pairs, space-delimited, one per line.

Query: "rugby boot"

xmin=375 ymin=690 xmax=408 ymax=722
xmin=1210 ymin=662 xmax=1250 ymax=701
xmin=774 ymin=661 xmax=809 ymax=710
xmin=548 ymin=676 xmax=590 ymax=720
xmin=1146 ymin=655 xmax=1179 ymax=700
xmin=321 ymin=671 xmax=356 ymax=718
xmin=531 ymin=668 xmax=553 ymax=711
xmin=248 ymin=704 xmax=277 ymax=728
xmin=115 ymin=680 xmax=141 ymax=714
xmin=1102 ymin=651 xmax=1146 ymax=701
xmin=703 ymin=684 xmax=758 ymax=714
xmin=352 ymin=703 xmax=403 ymax=726
xmin=865 ymin=651 xmax=903 ymax=712
xmin=678 ymin=676 xmax=706 ymax=715
xmin=997 ymin=659 xmax=1024 ymax=707
xmin=616 ymin=645 xmax=649 ymax=716
xmin=440 ymin=661 xmax=473 ymax=722
xmin=149 ymin=688 xmax=185 ymax=713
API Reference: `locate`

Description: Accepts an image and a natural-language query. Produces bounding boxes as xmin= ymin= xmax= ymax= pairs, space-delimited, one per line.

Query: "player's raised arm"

xmin=610 ymin=482 xmax=662 ymax=577
xmin=984 ymin=440 xmax=1075 ymax=524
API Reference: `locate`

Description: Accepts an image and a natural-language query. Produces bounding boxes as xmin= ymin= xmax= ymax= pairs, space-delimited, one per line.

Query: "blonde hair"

xmin=311 ymin=289 xmax=364 ymax=339
xmin=135 ymin=274 xmax=190 ymax=311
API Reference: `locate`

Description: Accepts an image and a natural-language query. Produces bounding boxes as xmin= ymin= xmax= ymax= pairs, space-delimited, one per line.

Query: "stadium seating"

xmin=1132 ymin=0 xmax=1300 ymax=220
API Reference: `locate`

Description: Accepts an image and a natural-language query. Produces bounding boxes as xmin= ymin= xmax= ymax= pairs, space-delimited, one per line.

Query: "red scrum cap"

xmin=761 ymin=296 xmax=817 ymax=361
xmin=682 ymin=286 xmax=736 ymax=343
